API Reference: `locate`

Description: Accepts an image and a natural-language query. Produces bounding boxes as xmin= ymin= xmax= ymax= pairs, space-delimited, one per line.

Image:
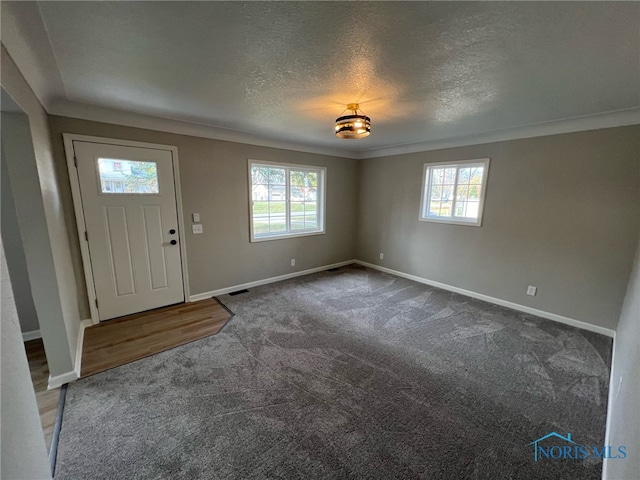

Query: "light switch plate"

xmin=192 ymin=213 xmax=200 ymax=222
xmin=192 ymin=224 xmax=203 ymax=234
xmin=527 ymin=285 xmax=537 ymax=296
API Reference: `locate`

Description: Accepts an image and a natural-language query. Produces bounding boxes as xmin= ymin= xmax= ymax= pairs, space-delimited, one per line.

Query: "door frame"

xmin=63 ymin=134 xmax=190 ymax=325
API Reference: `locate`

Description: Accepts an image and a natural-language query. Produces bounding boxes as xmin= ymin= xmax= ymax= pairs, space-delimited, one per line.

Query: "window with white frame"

xmin=420 ymin=158 xmax=490 ymax=226
xmin=249 ymin=160 xmax=326 ymax=241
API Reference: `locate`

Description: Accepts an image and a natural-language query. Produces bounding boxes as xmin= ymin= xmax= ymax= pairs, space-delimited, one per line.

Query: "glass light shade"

xmin=335 ymin=113 xmax=371 ymax=139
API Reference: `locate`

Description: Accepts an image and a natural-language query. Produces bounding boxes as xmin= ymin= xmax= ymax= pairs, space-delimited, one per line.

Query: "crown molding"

xmin=48 ymin=100 xmax=359 ymax=159
xmin=49 ymin=100 xmax=639 ymax=161
xmin=357 ymin=108 xmax=640 ymax=159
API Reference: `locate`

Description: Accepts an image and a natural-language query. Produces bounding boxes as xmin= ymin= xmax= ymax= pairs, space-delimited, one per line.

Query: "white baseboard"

xmin=190 ymin=258 xmax=614 ymax=337
xmin=46 ymin=319 xmax=91 ymax=389
xmin=354 ymin=260 xmax=616 ymax=338
xmin=22 ymin=329 xmax=41 ymax=341
xmin=48 ymin=370 xmax=78 ymax=390
xmin=74 ymin=319 xmax=92 ymax=378
xmin=189 ymin=260 xmax=356 ymax=302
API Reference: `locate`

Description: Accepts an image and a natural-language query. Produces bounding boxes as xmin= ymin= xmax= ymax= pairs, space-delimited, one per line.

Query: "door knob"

xmin=169 ymin=229 xmax=176 ymax=234
xmin=170 ymin=240 xmax=177 ymax=245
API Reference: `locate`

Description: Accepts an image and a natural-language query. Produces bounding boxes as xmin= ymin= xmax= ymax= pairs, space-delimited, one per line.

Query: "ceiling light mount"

xmin=335 ymin=103 xmax=371 ymax=139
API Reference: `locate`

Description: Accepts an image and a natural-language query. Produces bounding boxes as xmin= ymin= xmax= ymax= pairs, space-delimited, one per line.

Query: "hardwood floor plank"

xmin=80 ymin=298 xmax=233 ymax=378
xmin=22 ymin=299 xmax=231 ymax=451
xmin=25 ymin=339 xmax=60 ymax=451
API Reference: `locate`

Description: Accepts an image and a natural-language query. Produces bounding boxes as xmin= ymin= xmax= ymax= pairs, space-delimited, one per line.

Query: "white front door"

xmin=73 ymin=141 xmax=184 ymax=320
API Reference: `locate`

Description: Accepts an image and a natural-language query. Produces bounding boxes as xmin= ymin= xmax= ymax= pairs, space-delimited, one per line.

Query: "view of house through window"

xmin=249 ymin=160 xmax=325 ymax=241
xmin=98 ymin=158 xmax=159 ymax=194
xmin=420 ymin=158 xmax=489 ymax=226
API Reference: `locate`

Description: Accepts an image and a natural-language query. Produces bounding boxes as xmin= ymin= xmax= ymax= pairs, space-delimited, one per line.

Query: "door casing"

xmin=63 ymin=134 xmax=190 ymax=325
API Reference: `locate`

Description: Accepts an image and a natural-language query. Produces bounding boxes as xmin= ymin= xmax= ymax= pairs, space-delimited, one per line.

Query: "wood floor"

xmin=25 ymin=339 xmax=60 ymax=451
xmin=21 ymin=299 xmax=230 ymax=451
xmin=81 ymin=298 xmax=232 ymax=377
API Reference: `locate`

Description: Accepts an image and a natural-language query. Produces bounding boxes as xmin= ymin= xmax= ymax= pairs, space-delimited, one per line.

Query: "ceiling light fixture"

xmin=335 ymin=103 xmax=371 ymax=139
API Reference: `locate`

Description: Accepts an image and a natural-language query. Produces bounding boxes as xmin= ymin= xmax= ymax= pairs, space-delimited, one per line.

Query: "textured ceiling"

xmin=26 ymin=2 xmax=640 ymax=152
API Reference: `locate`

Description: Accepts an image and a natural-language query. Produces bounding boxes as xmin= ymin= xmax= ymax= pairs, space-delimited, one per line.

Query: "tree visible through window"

xmin=420 ymin=158 xmax=490 ymax=226
xmin=249 ymin=160 xmax=325 ymax=241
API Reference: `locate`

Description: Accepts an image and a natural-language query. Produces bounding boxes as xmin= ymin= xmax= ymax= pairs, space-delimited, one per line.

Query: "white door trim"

xmin=63 ymin=133 xmax=190 ymax=325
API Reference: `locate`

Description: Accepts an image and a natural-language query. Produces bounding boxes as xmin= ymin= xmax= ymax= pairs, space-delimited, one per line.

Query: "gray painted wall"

xmin=47 ymin=115 xmax=359 ymax=316
xmin=47 ymin=115 xmax=639 ymax=331
xmin=357 ymin=126 xmax=640 ymax=330
xmin=603 ymin=237 xmax=640 ymax=479
xmin=1 ymin=47 xmax=79 ymax=377
xmin=1 ymin=239 xmax=52 ymax=480
xmin=1 ymin=144 xmax=40 ymax=333
xmin=0 ymin=111 xmax=74 ymax=377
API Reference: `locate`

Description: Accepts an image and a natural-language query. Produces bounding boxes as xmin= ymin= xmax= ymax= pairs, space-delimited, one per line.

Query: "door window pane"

xmin=98 ymin=159 xmax=159 ymax=194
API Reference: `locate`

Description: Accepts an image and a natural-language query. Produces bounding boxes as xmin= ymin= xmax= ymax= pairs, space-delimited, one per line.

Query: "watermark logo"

xmin=528 ymin=432 xmax=627 ymax=462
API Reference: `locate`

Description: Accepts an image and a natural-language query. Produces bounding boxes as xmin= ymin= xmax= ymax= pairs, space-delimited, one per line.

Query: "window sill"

xmin=250 ymin=230 xmax=326 ymax=243
xmin=419 ymin=217 xmax=482 ymax=227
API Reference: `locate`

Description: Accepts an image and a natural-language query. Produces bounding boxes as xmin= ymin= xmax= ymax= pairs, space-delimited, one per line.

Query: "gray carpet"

xmin=55 ymin=265 xmax=612 ymax=479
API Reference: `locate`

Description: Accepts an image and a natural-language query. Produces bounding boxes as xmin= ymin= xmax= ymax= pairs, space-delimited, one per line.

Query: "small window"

xmin=420 ymin=158 xmax=490 ymax=226
xmin=249 ymin=160 xmax=325 ymax=241
xmin=98 ymin=158 xmax=159 ymax=194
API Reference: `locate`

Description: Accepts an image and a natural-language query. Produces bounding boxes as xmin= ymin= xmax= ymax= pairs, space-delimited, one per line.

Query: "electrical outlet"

xmin=379 ymin=253 xmax=384 ymax=260
xmin=192 ymin=213 xmax=200 ymax=222
xmin=192 ymin=224 xmax=203 ymax=234
xmin=290 ymin=259 xmax=295 ymax=267
xmin=527 ymin=285 xmax=537 ymax=296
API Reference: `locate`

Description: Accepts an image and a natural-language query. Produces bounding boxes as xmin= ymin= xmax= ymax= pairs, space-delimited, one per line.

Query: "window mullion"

xmin=451 ymin=167 xmax=460 ymax=219
xmin=285 ymin=168 xmax=291 ymax=233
